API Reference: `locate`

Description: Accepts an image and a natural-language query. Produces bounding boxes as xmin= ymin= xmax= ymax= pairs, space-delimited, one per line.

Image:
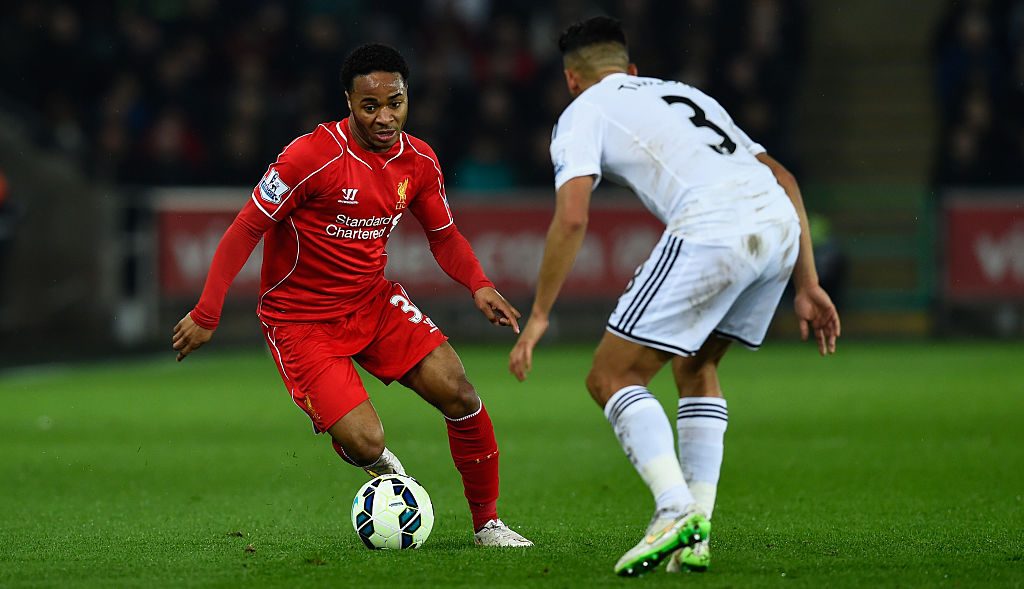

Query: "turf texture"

xmin=1 ymin=341 xmax=1022 ymax=587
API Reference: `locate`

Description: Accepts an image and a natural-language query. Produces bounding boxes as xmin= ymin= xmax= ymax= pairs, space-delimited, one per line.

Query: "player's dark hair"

xmin=340 ymin=43 xmax=410 ymax=91
xmin=557 ymin=16 xmax=627 ymax=55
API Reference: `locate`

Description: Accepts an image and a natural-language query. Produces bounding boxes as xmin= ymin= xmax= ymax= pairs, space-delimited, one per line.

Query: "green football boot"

xmin=614 ymin=509 xmax=710 ymax=577
xmin=666 ymin=539 xmax=711 ymax=573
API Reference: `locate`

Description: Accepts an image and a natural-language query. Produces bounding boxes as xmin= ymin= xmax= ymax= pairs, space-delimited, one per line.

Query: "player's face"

xmin=346 ymin=72 xmax=408 ymax=152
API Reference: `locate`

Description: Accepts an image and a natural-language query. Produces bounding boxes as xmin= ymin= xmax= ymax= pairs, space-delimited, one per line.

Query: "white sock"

xmin=677 ymin=396 xmax=728 ymax=518
xmin=605 ymin=386 xmax=694 ymax=516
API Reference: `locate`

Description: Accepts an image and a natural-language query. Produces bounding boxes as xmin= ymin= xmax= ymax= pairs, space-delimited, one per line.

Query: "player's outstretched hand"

xmin=509 ymin=313 xmax=549 ymax=382
xmin=473 ymin=287 xmax=522 ymax=334
xmin=172 ymin=312 xmax=214 ymax=362
xmin=794 ymin=284 xmax=840 ymax=356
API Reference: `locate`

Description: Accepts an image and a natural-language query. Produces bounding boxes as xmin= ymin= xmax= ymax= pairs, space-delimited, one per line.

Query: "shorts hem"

xmin=606 ymin=325 xmax=698 ymax=357
xmin=373 ymin=334 xmax=449 ymax=385
xmin=712 ymin=329 xmax=762 ymax=350
xmin=310 ymin=393 xmax=368 ymax=435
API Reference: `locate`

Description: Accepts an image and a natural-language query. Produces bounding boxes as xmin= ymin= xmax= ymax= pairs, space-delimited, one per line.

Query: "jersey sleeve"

xmin=550 ymin=99 xmax=606 ymax=191
xmin=249 ymin=130 xmax=339 ymax=221
xmin=190 ymin=129 xmax=341 ymax=329
xmin=407 ymin=141 xmax=492 ymax=294
xmin=189 ymin=200 xmax=274 ymax=329
xmin=408 ymin=142 xmax=454 ymax=232
xmin=716 ymin=104 xmax=766 ymax=156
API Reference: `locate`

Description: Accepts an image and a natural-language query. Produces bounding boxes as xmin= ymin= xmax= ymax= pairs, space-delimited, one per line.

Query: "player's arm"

xmin=172 ymin=202 xmax=271 ymax=361
xmin=422 ymin=224 xmax=521 ymax=332
xmin=509 ymin=175 xmax=594 ymax=381
xmin=756 ymin=152 xmax=840 ymax=355
xmin=409 ymin=149 xmax=521 ymax=332
xmin=173 ymin=135 xmax=327 ymax=361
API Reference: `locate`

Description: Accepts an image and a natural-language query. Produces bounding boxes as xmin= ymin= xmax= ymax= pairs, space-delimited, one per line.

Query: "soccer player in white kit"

xmin=509 ymin=16 xmax=840 ymax=576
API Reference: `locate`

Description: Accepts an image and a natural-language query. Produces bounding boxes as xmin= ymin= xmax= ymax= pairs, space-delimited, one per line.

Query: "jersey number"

xmin=389 ymin=294 xmax=439 ymax=332
xmin=390 ymin=294 xmax=423 ymax=323
xmin=661 ymin=95 xmax=737 ymax=155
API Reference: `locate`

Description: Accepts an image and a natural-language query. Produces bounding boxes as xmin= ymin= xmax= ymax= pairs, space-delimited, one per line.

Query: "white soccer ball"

xmin=351 ymin=474 xmax=434 ymax=549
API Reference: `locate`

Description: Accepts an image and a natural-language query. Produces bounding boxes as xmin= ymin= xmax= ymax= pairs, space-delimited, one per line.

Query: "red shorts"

xmin=261 ymin=281 xmax=448 ymax=433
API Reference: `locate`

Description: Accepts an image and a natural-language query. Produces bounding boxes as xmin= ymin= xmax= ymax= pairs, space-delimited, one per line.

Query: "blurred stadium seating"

xmin=1 ymin=0 xmax=1022 ymax=364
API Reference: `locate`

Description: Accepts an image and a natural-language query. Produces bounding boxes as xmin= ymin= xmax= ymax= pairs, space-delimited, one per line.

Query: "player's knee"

xmin=337 ymin=428 xmax=386 ymax=466
xmin=440 ymin=377 xmax=480 ymax=419
xmin=585 ymin=369 xmax=613 ymax=407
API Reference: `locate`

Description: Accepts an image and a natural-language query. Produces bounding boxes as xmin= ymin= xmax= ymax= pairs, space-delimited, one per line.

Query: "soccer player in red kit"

xmin=171 ymin=43 xmax=533 ymax=547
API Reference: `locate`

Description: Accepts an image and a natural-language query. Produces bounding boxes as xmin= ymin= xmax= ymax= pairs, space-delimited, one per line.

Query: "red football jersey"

xmin=190 ymin=119 xmax=492 ymax=328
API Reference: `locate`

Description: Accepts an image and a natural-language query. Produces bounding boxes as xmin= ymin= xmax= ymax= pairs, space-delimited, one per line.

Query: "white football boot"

xmin=613 ymin=506 xmax=710 ymax=577
xmin=363 ymin=447 xmax=406 ymax=478
xmin=474 ymin=519 xmax=534 ymax=547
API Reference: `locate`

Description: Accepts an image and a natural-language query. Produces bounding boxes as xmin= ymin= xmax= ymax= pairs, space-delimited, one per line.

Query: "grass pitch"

xmin=1 ymin=341 xmax=1022 ymax=587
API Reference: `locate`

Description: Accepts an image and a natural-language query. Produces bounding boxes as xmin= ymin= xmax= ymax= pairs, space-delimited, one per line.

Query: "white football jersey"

xmin=550 ymin=73 xmax=798 ymax=243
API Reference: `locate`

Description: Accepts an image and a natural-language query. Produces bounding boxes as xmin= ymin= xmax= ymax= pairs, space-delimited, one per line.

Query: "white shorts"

xmin=606 ymin=222 xmax=800 ymax=356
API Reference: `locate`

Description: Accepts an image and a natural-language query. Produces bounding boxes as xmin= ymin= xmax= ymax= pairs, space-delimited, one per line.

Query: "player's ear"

xmin=564 ymin=69 xmax=579 ymax=95
xmin=627 ymin=63 xmax=638 ymax=76
xmin=344 ymin=90 xmax=352 ymax=112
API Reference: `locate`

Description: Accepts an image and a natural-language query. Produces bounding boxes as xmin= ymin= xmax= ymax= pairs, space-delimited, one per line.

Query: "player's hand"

xmin=473 ymin=287 xmax=522 ymax=334
xmin=509 ymin=313 xmax=549 ymax=382
xmin=172 ymin=312 xmax=215 ymax=362
xmin=794 ymin=284 xmax=840 ymax=356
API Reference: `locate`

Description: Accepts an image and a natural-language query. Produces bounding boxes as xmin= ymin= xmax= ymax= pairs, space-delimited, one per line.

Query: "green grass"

xmin=1 ymin=341 xmax=1023 ymax=588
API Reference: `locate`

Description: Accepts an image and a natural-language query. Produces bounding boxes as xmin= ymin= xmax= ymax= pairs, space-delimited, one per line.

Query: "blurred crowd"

xmin=933 ymin=0 xmax=1024 ymax=186
xmin=2 ymin=0 xmax=805 ymax=190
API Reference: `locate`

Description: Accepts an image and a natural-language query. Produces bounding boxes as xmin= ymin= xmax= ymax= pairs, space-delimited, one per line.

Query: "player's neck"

xmin=577 ymin=68 xmax=628 ymax=94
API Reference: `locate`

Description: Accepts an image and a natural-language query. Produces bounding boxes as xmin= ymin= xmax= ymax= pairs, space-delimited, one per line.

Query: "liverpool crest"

xmin=396 ymin=177 xmax=410 ymax=209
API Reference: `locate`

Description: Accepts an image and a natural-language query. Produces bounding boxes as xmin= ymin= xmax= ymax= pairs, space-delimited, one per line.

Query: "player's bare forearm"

xmin=756 ymin=153 xmax=840 ymax=354
xmin=756 ymin=153 xmax=818 ymax=291
xmin=529 ymin=176 xmax=593 ymax=321
xmin=510 ymin=176 xmax=593 ymax=382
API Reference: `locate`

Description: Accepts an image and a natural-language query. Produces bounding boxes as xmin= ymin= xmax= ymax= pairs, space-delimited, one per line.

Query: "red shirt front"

xmin=191 ymin=119 xmax=492 ymax=328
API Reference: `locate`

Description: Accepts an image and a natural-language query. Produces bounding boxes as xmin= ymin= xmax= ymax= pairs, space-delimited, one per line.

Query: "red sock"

xmin=446 ymin=404 xmax=500 ymax=531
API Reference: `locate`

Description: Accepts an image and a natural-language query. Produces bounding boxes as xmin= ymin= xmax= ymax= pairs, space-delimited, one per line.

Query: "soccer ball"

xmin=351 ymin=474 xmax=434 ymax=549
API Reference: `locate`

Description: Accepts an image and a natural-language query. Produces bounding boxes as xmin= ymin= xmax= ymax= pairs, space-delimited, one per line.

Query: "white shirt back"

xmin=551 ymin=73 xmax=798 ymax=243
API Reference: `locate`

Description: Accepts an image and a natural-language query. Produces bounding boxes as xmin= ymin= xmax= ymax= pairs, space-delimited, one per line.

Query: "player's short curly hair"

xmin=340 ymin=43 xmax=410 ymax=91
xmin=557 ymin=16 xmax=627 ymax=55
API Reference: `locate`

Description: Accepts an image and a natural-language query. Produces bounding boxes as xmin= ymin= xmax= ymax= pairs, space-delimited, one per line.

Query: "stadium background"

xmin=1 ymin=0 xmax=1022 ymax=364
xmin=1 ymin=2 xmax=1023 ymax=587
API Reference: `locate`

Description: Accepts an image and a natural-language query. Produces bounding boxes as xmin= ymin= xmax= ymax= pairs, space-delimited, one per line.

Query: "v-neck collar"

xmin=338 ymin=118 xmax=405 ymax=171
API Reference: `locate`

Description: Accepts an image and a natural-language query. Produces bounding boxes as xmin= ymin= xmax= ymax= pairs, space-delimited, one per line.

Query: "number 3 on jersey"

xmin=661 ymin=95 xmax=737 ymax=155
xmin=390 ymin=294 xmax=438 ymax=332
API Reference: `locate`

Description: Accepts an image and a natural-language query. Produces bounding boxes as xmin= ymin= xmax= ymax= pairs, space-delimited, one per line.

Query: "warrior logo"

xmin=338 ymin=188 xmax=359 ymax=205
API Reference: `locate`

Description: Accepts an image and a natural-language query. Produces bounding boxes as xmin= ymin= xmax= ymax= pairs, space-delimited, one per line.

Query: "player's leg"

xmin=587 ymin=332 xmax=709 ymax=576
xmin=667 ymin=221 xmax=801 ymax=573
xmin=399 ymin=342 xmax=531 ymax=546
xmin=326 ymin=400 xmax=406 ymax=477
xmin=600 ymin=233 xmax=756 ymax=575
xmin=356 ymin=282 xmax=530 ymax=546
xmin=262 ymin=322 xmax=403 ymax=477
xmin=673 ymin=336 xmax=731 ymax=518
xmin=665 ymin=336 xmax=731 ymax=574
xmin=588 ymin=331 xmax=693 ymax=517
